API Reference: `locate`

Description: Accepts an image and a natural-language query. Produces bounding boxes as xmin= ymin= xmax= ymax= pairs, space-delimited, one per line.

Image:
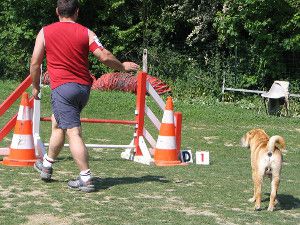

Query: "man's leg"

xmin=35 ymin=114 xmax=65 ymax=181
xmin=47 ymin=114 xmax=65 ymax=159
xmin=66 ymin=126 xmax=95 ymax=192
xmin=66 ymin=126 xmax=89 ymax=171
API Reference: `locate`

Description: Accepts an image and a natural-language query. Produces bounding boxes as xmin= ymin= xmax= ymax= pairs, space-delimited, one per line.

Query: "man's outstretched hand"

xmin=122 ymin=62 xmax=140 ymax=72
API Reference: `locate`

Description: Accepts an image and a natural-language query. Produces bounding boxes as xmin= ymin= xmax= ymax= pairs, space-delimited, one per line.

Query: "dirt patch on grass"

xmin=22 ymin=190 xmax=48 ymax=197
xmin=139 ymin=193 xmax=237 ymax=225
xmin=224 ymin=143 xmax=233 ymax=147
xmin=0 ymin=188 xmax=14 ymax=198
xmin=92 ymin=148 xmax=114 ymax=153
xmin=224 ymin=141 xmax=236 ymax=147
xmin=24 ymin=213 xmax=90 ymax=225
xmin=231 ymin=207 xmax=244 ymax=212
xmin=89 ymin=138 xmax=111 ymax=142
xmin=55 ymin=170 xmax=73 ymax=176
xmin=191 ymin=126 xmax=206 ymax=130
xmin=180 ymin=207 xmax=220 ymax=218
xmin=0 ymin=186 xmax=65 ymax=212
xmin=204 ymin=136 xmax=218 ymax=144
xmin=0 ymin=187 xmax=48 ymax=199
xmin=24 ymin=214 xmax=71 ymax=225
xmin=173 ymin=205 xmax=238 ymax=225
xmin=279 ymin=210 xmax=300 ymax=219
xmin=137 ymin=193 xmax=164 ymax=200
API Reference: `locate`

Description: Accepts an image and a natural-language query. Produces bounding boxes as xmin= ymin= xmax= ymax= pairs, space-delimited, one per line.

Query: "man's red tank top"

xmin=43 ymin=22 xmax=92 ymax=89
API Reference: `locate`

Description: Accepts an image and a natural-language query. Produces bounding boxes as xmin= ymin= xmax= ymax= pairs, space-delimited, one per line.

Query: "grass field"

xmin=0 ymin=80 xmax=299 ymax=225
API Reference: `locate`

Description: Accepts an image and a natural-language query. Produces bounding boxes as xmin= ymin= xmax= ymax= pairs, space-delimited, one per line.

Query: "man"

xmin=30 ymin=0 xmax=139 ymax=192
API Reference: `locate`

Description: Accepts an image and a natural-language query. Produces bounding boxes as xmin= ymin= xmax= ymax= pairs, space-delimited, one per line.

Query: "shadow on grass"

xmin=51 ymin=157 xmax=171 ymax=192
xmin=39 ymin=175 xmax=169 ymax=193
xmin=93 ymin=175 xmax=170 ymax=191
xmin=277 ymin=194 xmax=300 ymax=210
xmin=263 ymin=193 xmax=300 ymax=210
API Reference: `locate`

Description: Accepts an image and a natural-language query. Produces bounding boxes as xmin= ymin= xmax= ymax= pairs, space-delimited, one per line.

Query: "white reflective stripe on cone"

xmin=17 ymin=106 xmax=31 ymax=121
xmin=161 ymin=110 xmax=174 ymax=124
xmin=156 ymin=136 xmax=176 ymax=149
xmin=11 ymin=134 xmax=34 ymax=149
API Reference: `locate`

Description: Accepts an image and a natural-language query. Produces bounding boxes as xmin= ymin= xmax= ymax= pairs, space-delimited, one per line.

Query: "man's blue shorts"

xmin=51 ymin=83 xmax=91 ymax=129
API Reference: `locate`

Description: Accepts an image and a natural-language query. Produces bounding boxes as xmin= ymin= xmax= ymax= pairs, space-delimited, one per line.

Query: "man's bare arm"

xmin=88 ymin=30 xmax=139 ymax=72
xmin=30 ymin=29 xmax=45 ymax=99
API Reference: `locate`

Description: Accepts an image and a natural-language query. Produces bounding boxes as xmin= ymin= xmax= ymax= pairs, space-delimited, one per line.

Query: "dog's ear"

xmin=240 ymin=134 xmax=250 ymax=148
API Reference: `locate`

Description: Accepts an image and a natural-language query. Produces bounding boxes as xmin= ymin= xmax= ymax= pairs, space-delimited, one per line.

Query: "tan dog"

xmin=241 ymin=129 xmax=286 ymax=211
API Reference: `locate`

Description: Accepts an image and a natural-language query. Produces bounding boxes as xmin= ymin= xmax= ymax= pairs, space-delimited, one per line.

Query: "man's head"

xmin=57 ymin=0 xmax=79 ymax=18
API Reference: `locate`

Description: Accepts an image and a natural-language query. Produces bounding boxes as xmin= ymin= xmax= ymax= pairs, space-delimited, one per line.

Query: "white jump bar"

xmin=44 ymin=143 xmax=135 ymax=149
xmin=224 ymin=87 xmax=265 ymax=94
xmin=224 ymin=87 xmax=300 ymax=97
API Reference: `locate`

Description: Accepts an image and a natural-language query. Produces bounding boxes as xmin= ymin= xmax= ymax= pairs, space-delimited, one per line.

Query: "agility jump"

xmin=0 ymin=71 xmax=182 ymax=165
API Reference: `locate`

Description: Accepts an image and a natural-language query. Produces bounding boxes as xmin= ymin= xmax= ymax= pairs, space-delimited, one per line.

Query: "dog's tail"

xmin=267 ymin=135 xmax=286 ymax=156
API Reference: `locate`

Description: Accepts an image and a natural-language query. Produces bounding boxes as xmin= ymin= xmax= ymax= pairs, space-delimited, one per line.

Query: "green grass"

xmin=0 ymin=81 xmax=299 ymax=225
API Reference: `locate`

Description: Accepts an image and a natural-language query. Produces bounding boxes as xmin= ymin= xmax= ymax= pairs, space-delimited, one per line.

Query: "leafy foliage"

xmin=214 ymin=0 xmax=300 ymax=88
xmin=0 ymin=0 xmax=56 ymax=79
xmin=0 ymin=0 xmax=299 ymax=97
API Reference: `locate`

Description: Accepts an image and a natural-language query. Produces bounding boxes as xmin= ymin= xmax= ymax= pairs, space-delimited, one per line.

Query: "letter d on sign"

xmin=180 ymin=150 xmax=193 ymax=163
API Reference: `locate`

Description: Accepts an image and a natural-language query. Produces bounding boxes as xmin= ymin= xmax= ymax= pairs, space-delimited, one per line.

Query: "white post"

xmin=221 ymin=75 xmax=225 ymax=101
xmin=143 ymin=49 xmax=148 ymax=73
xmin=33 ymin=65 xmax=46 ymax=158
xmin=32 ymin=96 xmax=41 ymax=136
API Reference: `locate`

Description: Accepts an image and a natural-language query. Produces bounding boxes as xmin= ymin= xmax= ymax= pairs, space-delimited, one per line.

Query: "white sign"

xmin=180 ymin=150 xmax=193 ymax=163
xmin=196 ymin=151 xmax=210 ymax=165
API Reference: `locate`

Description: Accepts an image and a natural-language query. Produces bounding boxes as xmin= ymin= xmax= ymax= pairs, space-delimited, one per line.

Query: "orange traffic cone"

xmin=1 ymin=92 xmax=37 ymax=166
xmin=154 ymin=96 xmax=182 ymax=166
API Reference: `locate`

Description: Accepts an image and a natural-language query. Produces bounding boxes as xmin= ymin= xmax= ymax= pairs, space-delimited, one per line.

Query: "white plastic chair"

xmin=261 ymin=81 xmax=289 ymax=116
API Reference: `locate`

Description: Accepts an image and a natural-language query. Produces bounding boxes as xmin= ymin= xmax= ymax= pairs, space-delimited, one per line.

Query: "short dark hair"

xmin=57 ymin=0 xmax=79 ymax=17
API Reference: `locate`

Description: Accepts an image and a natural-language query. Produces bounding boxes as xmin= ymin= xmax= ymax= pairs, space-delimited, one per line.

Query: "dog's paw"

xmin=254 ymin=207 xmax=262 ymax=211
xmin=248 ymin=197 xmax=255 ymax=203
xmin=267 ymin=206 xmax=275 ymax=211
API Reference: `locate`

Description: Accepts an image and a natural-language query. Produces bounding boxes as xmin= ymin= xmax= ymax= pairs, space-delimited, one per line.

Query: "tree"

xmin=0 ymin=0 xmax=55 ymax=79
xmin=214 ymin=0 xmax=300 ymax=88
